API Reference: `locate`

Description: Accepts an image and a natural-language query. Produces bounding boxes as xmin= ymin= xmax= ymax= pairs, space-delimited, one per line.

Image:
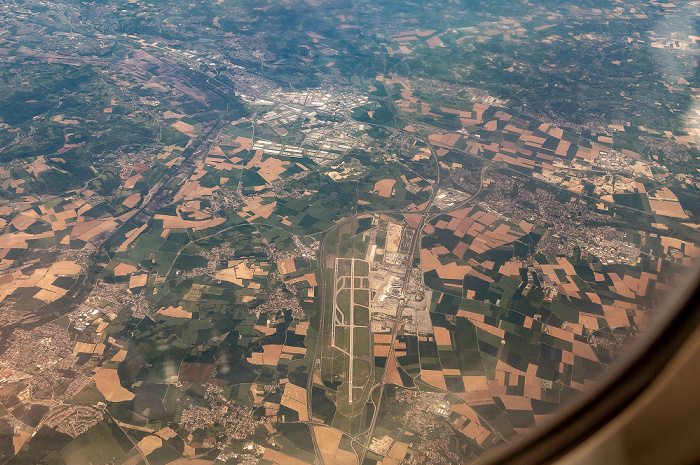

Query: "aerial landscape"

xmin=0 ymin=0 xmax=698 ymax=463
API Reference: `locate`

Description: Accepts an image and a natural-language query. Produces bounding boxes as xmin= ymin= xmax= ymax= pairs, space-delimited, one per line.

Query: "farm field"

xmin=0 ymin=0 xmax=699 ymax=464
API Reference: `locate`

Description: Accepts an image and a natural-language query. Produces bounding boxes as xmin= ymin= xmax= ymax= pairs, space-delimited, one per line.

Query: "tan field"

xmin=49 ymin=260 xmax=82 ymax=275
xmin=572 ymin=339 xmax=599 ymax=361
xmin=13 ymin=430 xmax=32 ymax=455
xmin=554 ymin=139 xmax=571 ymax=156
xmin=123 ymin=174 xmax=142 ymax=189
xmin=238 ymin=194 xmax=277 ymax=221
xmin=33 ymin=288 xmax=63 ymax=303
xmin=659 ymin=235 xmax=698 ymax=256
xmin=648 ymin=198 xmax=688 ymax=219
xmin=174 ymin=180 xmax=219 ymax=202
xmin=262 ymin=448 xmax=310 ymax=465
xmin=257 ymin=157 xmax=289 ymax=183
xmin=385 ymin=223 xmax=402 ymax=253
xmin=452 ymin=402 xmax=481 ymax=425
xmin=637 ymin=272 xmax=656 ymax=297
xmin=25 ymin=156 xmax=50 ymax=176
xmin=255 ymin=324 xmax=277 ymax=336
xmin=500 ymin=395 xmax=533 ymax=411
xmin=383 ymin=354 xmax=405 ymax=387
xmin=295 ymin=321 xmax=309 ymax=336
xmin=607 ymin=272 xmax=635 ymax=299
xmin=163 ymin=110 xmax=186 ymax=119
xmin=334 ymin=449 xmax=358 ymax=465
xmin=129 ymin=274 xmax=148 ymax=288
xmin=280 ymin=382 xmax=308 ymax=421
xmin=433 ymin=326 xmax=452 ymax=346
xmin=428 ymin=133 xmax=461 ymax=147
xmin=137 ymin=436 xmax=163 ymax=456
xmin=234 ymin=136 xmax=253 ymax=151
xmin=74 ymin=342 xmax=97 ymax=354
xmin=412 ymin=147 xmax=431 ymax=161
xmin=157 ymin=306 xmax=192 ymax=318
xmin=313 ymin=426 xmax=345 ymax=465
xmin=386 ymin=441 xmax=409 ymax=463
xmin=421 ymin=369 xmax=447 ymax=390
xmin=374 ymin=345 xmax=390 ymax=357
xmin=244 ymin=149 xmax=263 ymax=169
xmin=282 ymin=346 xmax=306 ymax=356
xmin=205 ymin=156 xmax=235 ymax=171
xmin=250 ymin=383 xmax=266 ymax=405
xmin=462 ymin=375 xmax=489 ymax=393
xmin=247 ymin=156 xmax=291 ymax=184
xmin=422 ymin=248 xmax=494 ymax=285
xmin=420 ymin=247 xmax=448 ymax=272
xmin=154 ymin=214 xmax=225 ymax=230
xmin=579 ymin=315 xmax=600 ymax=331
xmin=68 ymin=218 xmax=100 ymax=237
xmin=93 ymin=368 xmax=134 ymax=401
xmin=123 ymin=193 xmax=141 ymax=208
xmin=172 ymin=121 xmax=196 ymax=137
xmin=585 ymin=292 xmax=602 ymax=304
xmin=12 ymin=211 xmax=38 ymax=230
xmin=374 ymin=179 xmax=396 ymax=198
xmin=215 ymin=268 xmax=243 ymax=286
xmin=287 ymin=272 xmax=317 ymax=287
xmin=622 ymin=275 xmax=639 ymax=293
xmin=114 ymin=263 xmax=138 ymax=277
xmin=498 ymin=260 xmax=522 ymax=279
xmin=111 ymin=350 xmax=128 ymax=362
xmin=603 ymin=304 xmax=630 ymax=328
xmin=215 ymin=260 xmax=266 ymax=286
xmin=156 ymin=427 xmax=178 ymax=440
xmin=471 ymin=319 xmax=505 ymax=339
xmin=247 ymin=344 xmax=283 ymax=366
xmin=75 ymin=220 xmax=118 ymax=242
xmin=426 ymin=35 xmax=444 ymax=47
xmin=278 ymin=258 xmax=296 ymax=275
